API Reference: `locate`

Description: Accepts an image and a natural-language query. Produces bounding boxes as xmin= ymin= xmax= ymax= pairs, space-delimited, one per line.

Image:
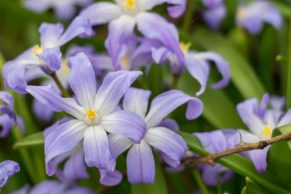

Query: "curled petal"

xmin=39 ymin=47 xmax=62 ymax=71
xmin=145 ymin=90 xmax=203 ymax=128
xmin=127 ymin=141 xmax=155 ymax=184
xmin=68 ymin=53 xmax=97 ymax=108
xmin=99 ymin=169 xmax=123 ymax=186
xmin=146 ymin=127 xmax=187 ymax=167
xmin=83 ymin=126 xmax=110 ymax=169
xmin=0 ymin=160 xmax=20 ymax=188
xmin=39 ymin=23 xmax=64 ymax=48
xmin=101 ymin=111 xmax=146 ymax=143
xmin=26 ymin=85 xmax=86 ymax=120
xmin=123 ymin=87 xmax=151 ymax=117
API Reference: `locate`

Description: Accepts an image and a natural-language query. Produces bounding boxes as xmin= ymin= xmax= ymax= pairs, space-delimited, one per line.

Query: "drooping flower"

xmin=11 ymin=180 xmax=94 ymax=194
xmin=0 ymin=160 xmax=20 ymax=189
xmin=236 ymin=93 xmax=291 ymax=172
xmin=103 ymin=87 xmax=203 ymax=184
xmin=79 ymin=0 xmax=186 ymax=68
xmin=23 ymin=0 xmax=92 ymax=20
xmin=202 ymin=0 xmax=226 ymax=29
xmin=26 ymin=53 xmax=146 ymax=176
xmin=152 ymin=35 xmax=230 ymax=95
xmin=236 ymin=1 xmax=282 ymax=35
xmin=0 ymin=92 xmax=24 ymax=138
xmin=194 ymin=130 xmax=238 ymax=185
xmin=3 ymin=16 xmax=93 ymax=94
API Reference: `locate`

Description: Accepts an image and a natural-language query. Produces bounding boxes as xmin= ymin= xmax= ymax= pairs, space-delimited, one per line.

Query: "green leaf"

xmin=244 ymin=177 xmax=269 ymax=194
xmin=279 ymin=124 xmax=291 ymax=149
xmin=191 ymin=28 xmax=265 ymax=99
xmin=180 ymin=132 xmax=291 ymax=194
xmin=14 ymin=132 xmax=44 ymax=149
xmin=131 ymin=157 xmax=168 ymax=194
xmin=286 ymin=21 xmax=291 ymax=108
xmin=178 ymin=72 xmax=244 ymax=128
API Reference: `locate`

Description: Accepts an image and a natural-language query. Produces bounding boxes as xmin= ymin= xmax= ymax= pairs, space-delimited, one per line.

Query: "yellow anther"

xmin=179 ymin=42 xmax=191 ymax=54
xmin=123 ymin=0 xmax=135 ymax=9
xmin=86 ymin=109 xmax=97 ymax=121
xmin=120 ymin=54 xmax=130 ymax=70
xmin=61 ymin=60 xmax=70 ymax=75
xmin=263 ymin=125 xmax=272 ymax=138
xmin=33 ymin=45 xmax=43 ymax=55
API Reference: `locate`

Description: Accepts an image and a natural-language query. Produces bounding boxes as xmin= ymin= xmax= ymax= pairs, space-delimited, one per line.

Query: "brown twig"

xmin=182 ymin=131 xmax=291 ymax=166
xmin=49 ymin=72 xmax=70 ymax=97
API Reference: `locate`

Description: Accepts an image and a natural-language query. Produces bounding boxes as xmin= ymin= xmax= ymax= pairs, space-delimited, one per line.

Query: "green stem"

xmin=172 ymin=74 xmax=180 ymax=89
xmin=50 ymin=73 xmax=70 ymax=97
xmin=192 ymin=169 xmax=209 ymax=194
xmin=286 ymin=20 xmax=291 ymax=108
xmin=182 ymin=0 xmax=194 ymax=32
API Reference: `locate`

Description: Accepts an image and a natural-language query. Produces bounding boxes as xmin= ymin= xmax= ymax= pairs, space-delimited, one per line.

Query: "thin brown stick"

xmin=49 ymin=72 xmax=70 ymax=97
xmin=183 ymin=131 xmax=291 ymax=166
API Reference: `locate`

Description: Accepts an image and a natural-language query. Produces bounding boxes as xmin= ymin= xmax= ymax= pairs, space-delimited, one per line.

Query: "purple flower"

xmin=26 ymin=53 xmax=145 ymax=175
xmin=194 ymin=130 xmax=238 ymax=185
xmin=3 ymin=16 xmax=93 ymax=93
xmin=79 ymin=0 xmax=186 ymax=68
xmin=0 ymin=92 xmax=24 ymax=138
xmin=102 ymin=87 xmax=203 ymax=184
xmin=11 ymin=180 xmax=94 ymax=194
xmin=236 ymin=1 xmax=282 ymax=35
xmin=203 ymin=3 xmax=226 ymax=29
xmin=23 ymin=0 xmax=92 ymax=20
xmin=237 ymin=93 xmax=291 ymax=172
xmin=153 ymin=38 xmax=230 ymax=96
xmin=0 ymin=160 xmax=20 ymax=189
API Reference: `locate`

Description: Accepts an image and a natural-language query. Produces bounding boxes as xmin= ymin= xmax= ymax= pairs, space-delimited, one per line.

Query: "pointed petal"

xmin=247 ymin=146 xmax=270 ymax=173
xmin=193 ymin=52 xmax=230 ymax=89
xmin=278 ymin=110 xmax=291 ymax=127
xmin=185 ymin=53 xmax=210 ymax=96
xmin=45 ymin=119 xmax=86 ymax=175
xmin=0 ymin=160 xmax=20 ymax=188
xmin=68 ymin=53 xmax=97 ymax=108
xmin=127 ymin=141 xmax=155 ymax=184
xmin=80 ymin=2 xmax=121 ymax=25
xmin=101 ymin=111 xmax=146 ymax=143
xmin=83 ymin=126 xmax=110 ymax=169
xmin=146 ymin=127 xmax=187 ymax=166
xmin=123 ymin=87 xmax=151 ymax=117
xmin=136 ymin=12 xmax=184 ymax=64
xmin=145 ymin=90 xmax=203 ymax=128
xmin=105 ymin=15 xmax=136 ymax=68
xmin=94 ymin=70 xmax=142 ymax=116
xmin=26 ymin=85 xmax=86 ymax=120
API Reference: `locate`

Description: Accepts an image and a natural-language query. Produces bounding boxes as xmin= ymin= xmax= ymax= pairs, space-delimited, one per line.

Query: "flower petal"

xmin=39 ymin=47 xmax=62 ymax=71
xmin=99 ymin=169 xmax=123 ymax=186
xmin=136 ymin=12 xmax=184 ymax=64
xmin=33 ymin=99 xmax=54 ymax=121
xmin=203 ymin=4 xmax=226 ymax=29
xmin=0 ymin=160 xmax=20 ymax=188
xmin=193 ymin=52 xmax=230 ymax=89
xmin=0 ymin=115 xmax=15 ymax=138
xmin=202 ymin=164 xmax=234 ymax=186
xmin=145 ymin=90 xmax=203 ymax=128
xmin=146 ymin=127 xmax=187 ymax=166
xmin=105 ymin=15 xmax=136 ymax=69
xmin=45 ymin=119 xmax=86 ymax=175
xmin=247 ymin=146 xmax=270 ymax=173
xmin=158 ymin=118 xmax=179 ymax=132
xmin=127 ymin=140 xmax=155 ymax=184
xmin=185 ymin=53 xmax=210 ymax=96
xmin=101 ymin=111 xmax=146 ymax=143
xmin=94 ymin=70 xmax=142 ymax=116
xmin=80 ymin=2 xmax=121 ymax=26
xmin=26 ymin=85 xmax=86 ymax=120
xmin=68 ymin=53 xmax=97 ymax=108
xmin=123 ymin=87 xmax=151 ymax=117
xmin=39 ymin=23 xmax=64 ymax=48
xmin=83 ymin=126 xmax=110 ymax=169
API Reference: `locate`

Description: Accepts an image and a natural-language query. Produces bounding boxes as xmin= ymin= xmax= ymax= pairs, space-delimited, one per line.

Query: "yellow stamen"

xmin=120 ymin=54 xmax=130 ymax=70
xmin=33 ymin=45 xmax=43 ymax=55
xmin=61 ymin=60 xmax=70 ymax=75
xmin=263 ymin=125 xmax=272 ymax=138
xmin=123 ymin=0 xmax=135 ymax=9
xmin=86 ymin=109 xmax=97 ymax=121
xmin=179 ymin=42 xmax=191 ymax=54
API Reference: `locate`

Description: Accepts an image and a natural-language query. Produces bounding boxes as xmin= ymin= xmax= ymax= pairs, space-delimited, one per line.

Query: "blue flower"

xmin=0 ymin=160 xmax=20 ymax=189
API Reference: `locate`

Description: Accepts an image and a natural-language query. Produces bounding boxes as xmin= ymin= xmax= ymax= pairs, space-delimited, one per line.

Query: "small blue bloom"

xmin=103 ymin=87 xmax=203 ymax=184
xmin=202 ymin=0 xmax=226 ymax=29
xmin=0 ymin=160 xmax=20 ymax=189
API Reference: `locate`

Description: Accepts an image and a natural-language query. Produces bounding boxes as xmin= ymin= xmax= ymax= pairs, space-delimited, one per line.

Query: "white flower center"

xmin=85 ymin=108 xmax=100 ymax=125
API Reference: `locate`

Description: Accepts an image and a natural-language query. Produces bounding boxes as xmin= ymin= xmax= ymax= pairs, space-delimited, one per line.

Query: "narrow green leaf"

xmin=131 ymin=158 xmax=168 ymax=194
xmin=14 ymin=132 xmax=44 ymax=149
xmin=191 ymin=28 xmax=265 ymax=99
xmin=245 ymin=177 xmax=268 ymax=194
xmin=180 ymin=132 xmax=291 ymax=194
xmin=279 ymin=124 xmax=291 ymax=149
xmin=286 ymin=21 xmax=291 ymax=108
xmin=178 ymin=72 xmax=244 ymax=128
